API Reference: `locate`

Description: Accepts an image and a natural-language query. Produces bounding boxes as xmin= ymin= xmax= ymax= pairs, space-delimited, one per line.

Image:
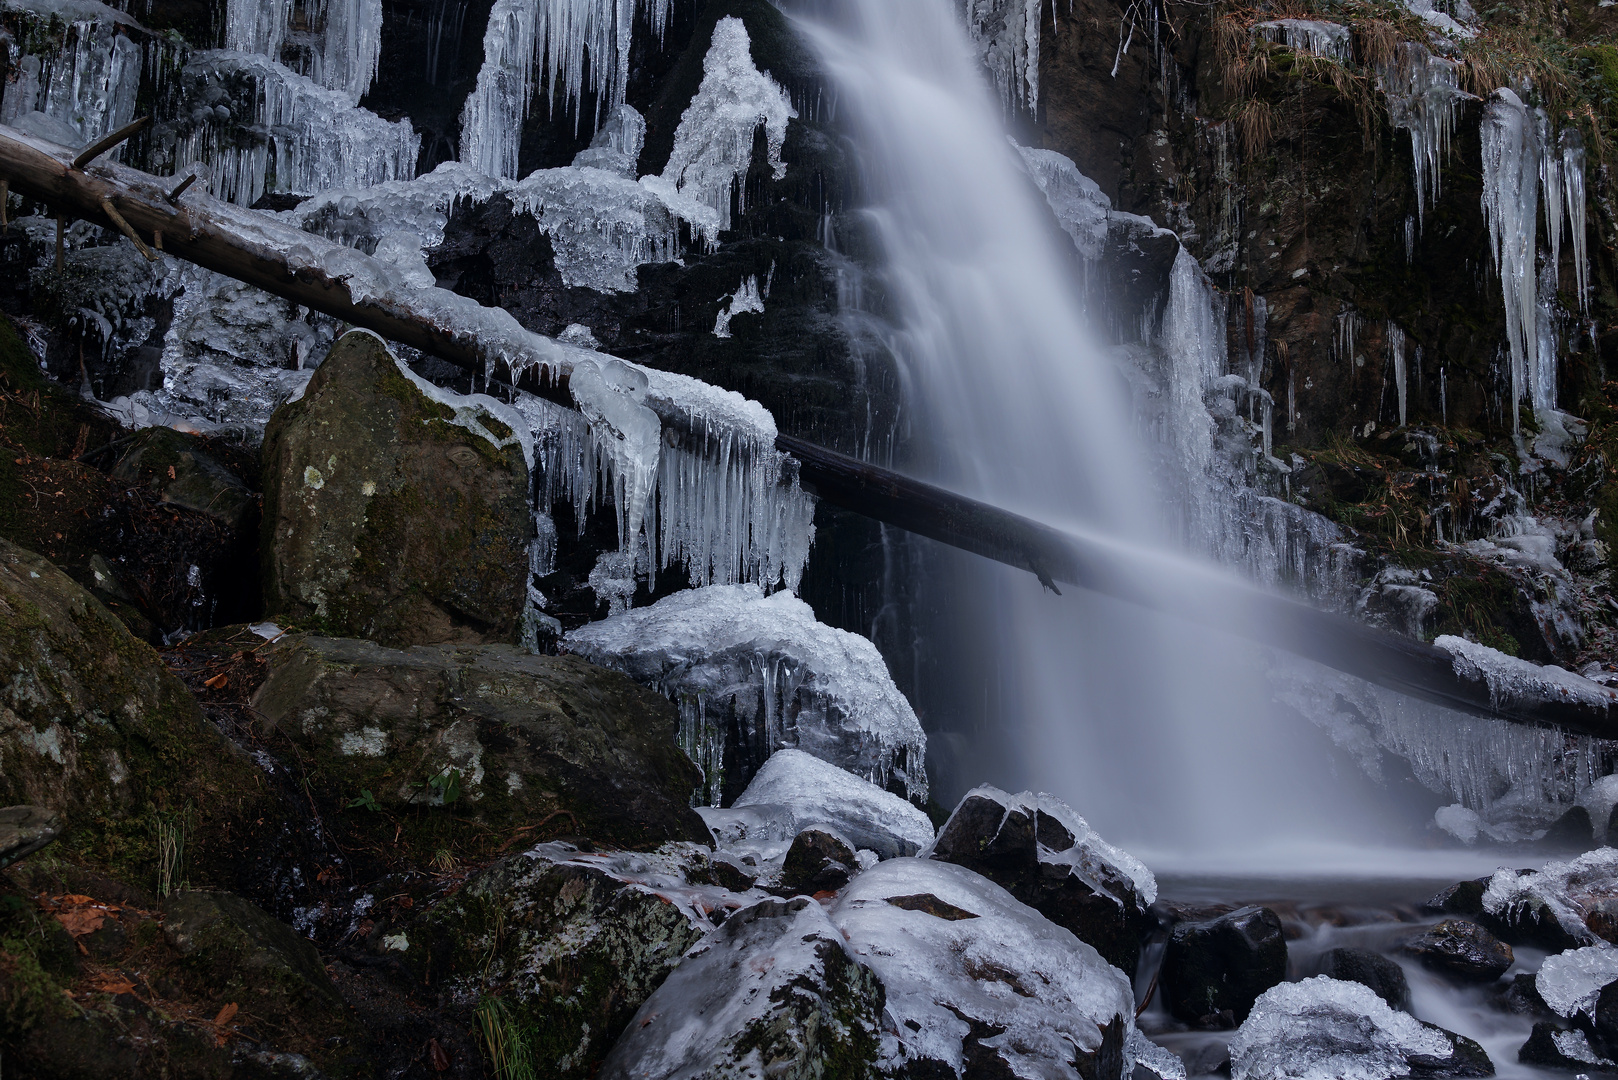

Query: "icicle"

xmin=1480 ymin=88 xmax=1541 ymax=432
xmin=1535 ymin=259 xmax=1560 ymax=419
xmin=0 ymin=17 xmax=143 ymax=147
xmin=1387 ymin=322 xmax=1407 ymax=427
xmin=1254 ymin=20 xmax=1352 ymax=62
xmin=1377 ymin=43 xmax=1472 ymax=230
xmin=1404 ymin=216 xmax=1416 ymax=264
xmin=1563 ymin=127 xmax=1590 ymax=313
xmin=960 ymin=0 xmax=1046 ymax=114
xmin=225 ymin=0 xmax=382 ymax=101
xmin=1540 ymin=110 xmax=1563 ymax=287
xmin=459 ymin=0 xmax=675 ymax=178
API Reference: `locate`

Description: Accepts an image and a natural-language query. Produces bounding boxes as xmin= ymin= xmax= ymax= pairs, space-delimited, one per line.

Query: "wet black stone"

xmin=1520 ymin=1022 xmax=1618 ymax=1072
xmin=1402 ymin=920 xmax=1513 ymax=983
xmin=1409 ymin=1024 xmax=1495 ymax=1078
xmin=779 ymin=829 xmax=855 ymax=896
xmin=1493 ymin=973 xmax=1554 ymax=1018
xmin=1542 ymin=806 xmax=1597 ymax=851
xmin=1322 ymin=946 xmax=1410 ymax=1010
xmin=1423 ymin=879 xmax=1488 ymax=917
xmin=1160 ymin=905 xmax=1287 ymax=1027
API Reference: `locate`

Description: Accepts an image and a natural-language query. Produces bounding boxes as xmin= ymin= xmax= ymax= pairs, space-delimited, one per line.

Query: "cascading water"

xmin=797 ymin=0 xmax=1428 ymax=858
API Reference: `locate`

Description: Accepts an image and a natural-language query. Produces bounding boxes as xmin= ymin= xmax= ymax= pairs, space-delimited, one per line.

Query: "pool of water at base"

xmin=1139 ymin=851 xmax=1577 ymax=1080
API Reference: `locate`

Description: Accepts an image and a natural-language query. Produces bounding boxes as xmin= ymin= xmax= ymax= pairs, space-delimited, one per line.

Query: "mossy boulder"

xmin=0 ymin=536 xmax=272 ymax=882
xmin=402 ymin=844 xmax=708 ymax=1079
xmin=250 ymin=633 xmax=711 ymax=849
xmin=261 ymin=330 xmax=532 ymax=647
xmin=600 ymin=896 xmax=883 ymax=1080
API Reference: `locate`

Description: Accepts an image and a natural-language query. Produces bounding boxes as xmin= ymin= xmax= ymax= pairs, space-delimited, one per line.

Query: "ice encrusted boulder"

xmin=1230 ymin=977 xmax=1492 ymax=1080
xmin=262 ymin=330 xmax=534 ymax=647
xmin=928 ymin=784 xmax=1155 ymax=973
xmin=599 ymin=897 xmax=882 ymax=1080
xmin=565 ymin=584 xmax=927 ymax=805
xmin=829 ymin=857 xmax=1162 ymax=1080
xmin=1537 ymin=946 xmax=1618 ymax=1019
xmin=1483 ymin=849 xmax=1618 ymax=948
xmin=700 ymin=748 xmax=936 ymax=864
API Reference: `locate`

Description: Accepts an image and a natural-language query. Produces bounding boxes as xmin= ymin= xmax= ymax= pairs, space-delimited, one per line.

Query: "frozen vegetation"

xmin=1230 ymin=977 xmax=1457 ymax=1080
xmin=566 ymin=586 xmax=926 ymax=805
xmin=1256 ymin=20 xmax=1351 ymax=62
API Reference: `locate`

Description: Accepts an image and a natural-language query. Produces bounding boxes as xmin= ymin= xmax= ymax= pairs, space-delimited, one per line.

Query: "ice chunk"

xmin=570 ymin=103 xmax=645 ymax=177
xmin=1401 ymin=0 xmax=1478 ymax=39
xmin=174 ymin=52 xmax=419 ymax=206
xmin=727 ymin=748 xmax=935 ymax=859
xmin=295 ymin=162 xmax=508 ymax=252
xmin=459 ymin=0 xmax=674 ymax=179
xmin=1256 ymin=20 xmax=1351 ymax=62
xmin=600 ymin=896 xmax=881 ymax=1080
xmin=712 ymin=275 xmax=764 ymax=338
xmin=1579 ymin=774 xmax=1618 ymax=844
xmin=0 ymin=9 xmax=141 ymax=149
xmin=1230 ymin=976 xmax=1455 ymax=1080
xmin=830 ymin=857 xmax=1138 ymax=1080
xmin=1538 ymin=945 xmax=1618 ymax=1019
xmin=565 ymin=586 xmax=926 ymax=804
xmin=658 ymin=17 xmax=796 ymax=232
xmin=1012 ymin=141 xmax=1112 ymax=261
xmin=370 ymin=231 xmax=435 ymax=288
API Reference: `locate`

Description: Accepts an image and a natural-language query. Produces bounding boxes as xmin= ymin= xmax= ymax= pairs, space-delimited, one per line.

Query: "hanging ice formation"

xmin=1386 ymin=322 xmax=1407 ymax=427
xmin=959 ymin=0 xmax=1047 ymax=113
xmin=1376 ymin=43 xmax=1470 ymax=229
xmin=1255 ymin=20 xmax=1351 ymax=62
xmin=459 ymin=0 xmax=674 ymax=179
xmin=223 ymin=0 xmax=383 ymax=102
xmin=1563 ymin=129 xmax=1590 ymax=311
xmin=174 ymin=54 xmax=419 ymax=206
xmin=651 ymin=17 xmax=796 ymax=232
xmin=713 ymin=276 xmax=765 ymax=337
xmin=565 ymin=583 xmax=928 ymax=807
xmin=0 ymin=1 xmax=145 ymax=150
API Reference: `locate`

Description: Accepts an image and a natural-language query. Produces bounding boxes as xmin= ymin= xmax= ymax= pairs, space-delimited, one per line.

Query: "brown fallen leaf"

xmin=203 ymin=672 xmax=229 ymax=689
xmin=89 ymin=973 xmax=137 ymax=995
xmin=54 ymin=908 xmax=108 ymax=937
xmin=428 ymin=1038 xmax=450 ymax=1072
xmin=214 ymin=1002 xmax=239 ymax=1026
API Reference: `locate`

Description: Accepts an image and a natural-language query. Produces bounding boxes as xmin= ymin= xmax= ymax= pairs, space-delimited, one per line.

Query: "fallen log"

xmin=3 ymin=122 xmax=1614 ymax=737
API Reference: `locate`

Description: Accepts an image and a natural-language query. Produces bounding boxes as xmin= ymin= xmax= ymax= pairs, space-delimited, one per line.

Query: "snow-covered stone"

xmin=1484 ymin=848 xmax=1618 ymax=947
xmin=1230 ymin=977 xmax=1481 ymax=1080
xmin=830 ymin=857 xmax=1140 ymax=1080
xmin=706 ymin=748 xmax=935 ymax=862
xmin=928 ymin=784 xmax=1154 ymax=972
xmin=566 ymin=586 xmax=926 ymax=805
xmin=599 ymin=897 xmax=882 ymax=1080
xmin=1538 ymin=945 xmax=1618 ymax=1020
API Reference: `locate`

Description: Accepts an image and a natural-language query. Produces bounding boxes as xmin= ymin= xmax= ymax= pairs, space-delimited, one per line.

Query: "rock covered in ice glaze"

xmin=927 ymin=784 xmax=1155 ymax=973
xmin=1402 ymin=919 xmax=1513 ymax=982
xmin=1161 ymin=905 xmax=1287 ymax=1026
xmin=566 ymin=585 xmax=928 ymax=803
xmin=261 ymin=330 xmax=533 ymax=647
xmin=598 ymin=897 xmax=882 ymax=1080
xmin=1519 ymin=1022 xmax=1618 ymax=1072
xmin=250 ymin=633 xmax=710 ymax=848
xmin=1231 ymin=976 xmax=1491 ymax=1080
xmin=719 ymin=748 xmax=936 ymax=861
xmin=1536 ymin=945 xmax=1618 ymax=1019
xmin=830 ymin=857 xmax=1140 ymax=1080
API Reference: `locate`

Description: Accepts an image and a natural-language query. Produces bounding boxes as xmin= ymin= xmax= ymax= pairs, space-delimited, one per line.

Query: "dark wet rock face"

xmin=0 ymin=806 xmax=61 ymax=869
xmin=600 ymin=897 xmax=883 ymax=1080
xmin=1425 ymin=880 xmax=1488 ymax=917
xmin=261 ymin=330 xmax=531 ymax=647
xmin=1520 ymin=1021 xmax=1618 ymax=1072
xmin=928 ymin=787 xmax=1154 ymax=974
xmin=1322 ymin=946 xmax=1411 ymax=1011
xmin=1161 ymin=905 xmax=1287 ymax=1027
xmin=251 ymin=633 xmax=711 ymax=849
xmin=779 ymin=828 xmax=856 ymax=896
xmin=403 ymin=845 xmax=707 ymax=1079
xmin=111 ymin=425 xmax=258 ymax=534
xmin=1403 ymin=920 xmax=1514 ymax=983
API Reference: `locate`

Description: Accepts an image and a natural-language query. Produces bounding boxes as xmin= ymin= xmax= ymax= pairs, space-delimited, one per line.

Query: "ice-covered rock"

xmin=1484 ymin=847 xmax=1618 ymax=947
xmin=600 ymin=898 xmax=881 ymax=1080
xmin=1519 ymin=1023 xmax=1618 ymax=1072
xmin=1578 ymin=775 xmax=1618 ymax=844
xmin=1436 ymin=634 xmax=1618 ymax=712
xmin=928 ymin=784 xmax=1155 ymax=973
xmin=565 ymin=587 xmax=926 ymax=805
xmin=1230 ymin=977 xmax=1489 ymax=1080
xmin=830 ymin=857 xmax=1141 ymax=1080
xmin=657 ymin=16 xmax=796 ymax=233
xmin=704 ymin=749 xmax=934 ymax=864
xmin=1538 ymin=946 xmax=1618 ymax=1020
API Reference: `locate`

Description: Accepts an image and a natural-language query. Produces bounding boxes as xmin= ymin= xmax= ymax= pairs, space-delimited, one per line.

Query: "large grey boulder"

xmin=927 ymin=785 xmax=1155 ymax=974
xmin=251 ymin=633 xmax=710 ymax=848
xmin=261 ymin=330 xmax=532 ymax=647
xmin=402 ymin=843 xmax=708 ymax=1079
xmin=599 ymin=897 xmax=883 ymax=1080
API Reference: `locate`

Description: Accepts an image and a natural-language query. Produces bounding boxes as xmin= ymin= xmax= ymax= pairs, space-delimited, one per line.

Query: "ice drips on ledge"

xmin=1376 ymin=42 xmax=1471 ymax=230
xmin=1437 ymin=634 xmax=1618 ymax=712
xmin=565 ymin=584 xmax=926 ymax=807
xmin=1255 ymin=20 xmax=1351 ymax=63
xmin=0 ymin=0 xmax=144 ymax=152
xmin=960 ymin=0 xmax=1049 ymax=115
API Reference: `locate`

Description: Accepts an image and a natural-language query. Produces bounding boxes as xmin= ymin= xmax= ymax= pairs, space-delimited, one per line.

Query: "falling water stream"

xmin=799 ymin=2 xmax=1572 ymax=1072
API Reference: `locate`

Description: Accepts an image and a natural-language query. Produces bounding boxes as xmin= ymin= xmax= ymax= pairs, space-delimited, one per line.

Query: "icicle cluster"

xmin=174 ymin=52 xmax=419 ymax=206
xmin=959 ymin=0 xmax=1046 ymax=114
xmin=0 ymin=7 xmax=142 ymax=148
xmin=1254 ymin=20 xmax=1351 ymax=62
xmin=1376 ymin=43 xmax=1470 ymax=229
xmin=1386 ymin=322 xmax=1407 ymax=427
xmin=653 ymin=16 xmax=796 ymax=232
xmin=459 ymin=0 xmax=674 ymax=179
xmin=224 ymin=0 xmax=383 ymax=102
xmin=566 ymin=584 xmax=927 ymax=806
xmin=1481 ymin=89 xmax=1547 ymax=430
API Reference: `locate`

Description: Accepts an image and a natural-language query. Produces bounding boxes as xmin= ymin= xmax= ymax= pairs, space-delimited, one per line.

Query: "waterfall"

xmin=797 ymin=0 xmax=1398 ymax=852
